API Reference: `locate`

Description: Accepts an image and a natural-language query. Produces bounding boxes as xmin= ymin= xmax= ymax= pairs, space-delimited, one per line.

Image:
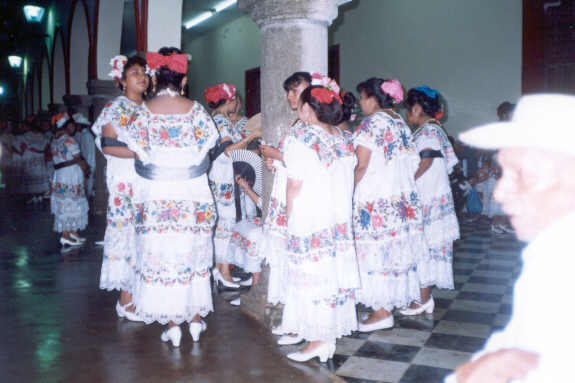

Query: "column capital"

xmin=239 ymin=0 xmax=349 ymax=27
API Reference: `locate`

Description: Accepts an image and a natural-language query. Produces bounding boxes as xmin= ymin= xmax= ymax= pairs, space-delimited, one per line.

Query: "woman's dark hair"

xmin=341 ymin=91 xmax=357 ymax=122
xmin=300 ymin=86 xmax=344 ymax=126
xmin=118 ymin=55 xmax=147 ymax=92
xmin=497 ymin=101 xmax=515 ymax=120
xmin=405 ymin=88 xmax=442 ymax=118
xmin=283 ymin=72 xmax=311 ymax=92
xmin=155 ymin=46 xmax=186 ymax=93
xmin=208 ymin=99 xmax=227 ymax=110
xmin=356 ymin=77 xmax=394 ymax=109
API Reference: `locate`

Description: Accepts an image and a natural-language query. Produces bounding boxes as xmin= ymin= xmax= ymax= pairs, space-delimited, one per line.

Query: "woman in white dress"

xmin=280 ymin=83 xmax=359 ymax=363
xmin=92 ymin=55 xmax=149 ymax=321
xmin=260 ymin=72 xmax=311 ymax=313
xmin=119 ymin=47 xmax=219 ymax=347
xmin=50 ymin=113 xmax=90 ymax=246
xmin=15 ymin=116 xmax=50 ymax=202
xmin=401 ymin=86 xmax=460 ymax=315
xmin=204 ymin=83 xmax=260 ymax=289
xmin=353 ymin=78 xmax=426 ymax=332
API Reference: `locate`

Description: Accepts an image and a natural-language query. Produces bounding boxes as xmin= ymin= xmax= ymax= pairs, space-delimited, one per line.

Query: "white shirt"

xmin=446 ymin=212 xmax=575 ymax=382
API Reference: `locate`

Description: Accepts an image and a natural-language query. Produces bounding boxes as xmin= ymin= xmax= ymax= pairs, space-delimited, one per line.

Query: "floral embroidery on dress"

xmin=414 ymin=122 xmax=458 ymax=171
xmin=135 ymin=200 xmax=216 ymax=234
xmin=354 ymin=112 xmax=414 ymax=160
xmin=107 ymin=182 xmax=134 ymax=228
xmin=421 ymin=191 xmax=457 ymax=227
xmin=93 ymin=96 xmax=141 ymax=144
xmin=354 ymin=192 xmax=423 ymax=240
xmin=135 ymin=266 xmax=211 ymax=286
xmin=213 ymin=114 xmax=234 ymax=140
xmin=51 ymin=183 xmax=84 ymax=199
xmin=209 ymin=180 xmax=234 ymax=206
xmin=312 ymin=289 xmax=356 ymax=308
xmin=51 ymin=136 xmax=80 ymax=162
xmin=264 ymin=196 xmax=288 ymax=230
xmin=290 ymin=124 xmax=339 ymax=167
xmin=230 ymin=231 xmax=259 ymax=259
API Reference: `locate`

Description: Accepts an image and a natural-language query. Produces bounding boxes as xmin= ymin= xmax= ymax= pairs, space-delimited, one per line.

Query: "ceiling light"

xmin=8 ymin=56 xmax=23 ymax=68
xmin=184 ymin=0 xmax=237 ymax=30
xmin=23 ymin=5 xmax=45 ymax=23
xmin=0 ymin=86 xmax=4 ymax=96
xmin=214 ymin=0 xmax=237 ymax=12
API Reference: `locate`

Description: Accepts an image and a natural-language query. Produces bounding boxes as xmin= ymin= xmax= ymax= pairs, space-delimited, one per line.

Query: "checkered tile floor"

xmin=328 ymin=217 xmax=523 ymax=383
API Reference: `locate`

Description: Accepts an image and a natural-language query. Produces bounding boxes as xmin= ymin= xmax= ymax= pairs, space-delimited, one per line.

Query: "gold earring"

xmin=122 ymin=87 xmax=126 ymax=95
xmin=180 ymin=88 xmax=185 ymax=96
xmin=152 ymin=84 xmax=156 ymax=94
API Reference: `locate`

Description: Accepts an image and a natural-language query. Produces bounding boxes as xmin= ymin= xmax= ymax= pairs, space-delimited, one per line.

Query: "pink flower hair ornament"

xmin=381 ymin=79 xmax=404 ymax=104
xmin=311 ymin=72 xmax=341 ymax=94
xmin=108 ymin=55 xmax=128 ymax=80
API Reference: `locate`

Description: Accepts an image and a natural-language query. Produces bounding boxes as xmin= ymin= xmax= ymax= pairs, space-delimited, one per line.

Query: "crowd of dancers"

xmin=0 ymin=47 xmax=466 ymax=363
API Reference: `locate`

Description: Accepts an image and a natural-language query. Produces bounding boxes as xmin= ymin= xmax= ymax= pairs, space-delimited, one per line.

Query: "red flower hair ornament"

xmin=146 ymin=52 xmax=188 ymax=75
xmin=204 ymin=83 xmax=236 ymax=105
xmin=311 ymin=88 xmax=343 ymax=105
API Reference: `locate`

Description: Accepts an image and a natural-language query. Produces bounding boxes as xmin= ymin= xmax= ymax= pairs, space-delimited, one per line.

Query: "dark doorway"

xmin=523 ymin=0 xmax=575 ymax=93
xmin=245 ymin=67 xmax=261 ymax=117
xmin=329 ymin=44 xmax=340 ymax=85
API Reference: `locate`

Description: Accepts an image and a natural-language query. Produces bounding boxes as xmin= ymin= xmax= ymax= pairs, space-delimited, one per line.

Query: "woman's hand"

xmin=261 ymin=145 xmax=282 ymax=161
xmin=455 ymin=348 xmax=539 ymax=383
xmin=265 ymin=157 xmax=276 ymax=172
xmin=235 ymin=175 xmax=251 ymax=192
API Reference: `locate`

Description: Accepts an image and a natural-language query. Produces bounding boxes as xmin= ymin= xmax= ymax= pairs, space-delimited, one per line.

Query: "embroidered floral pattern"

xmin=135 ymin=266 xmax=211 ymax=286
xmin=311 ymin=289 xmax=356 ymax=308
xmin=51 ymin=182 xmax=84 ymax=199
xmin=413 ymin=122 xmax=458 ymax=171
xmin=93 ymin=96 xmax=141 ymax=146
xmin=213 ymin=114 xmax=234 ymax=140
xmin=209 ymin=180 xmax=234 ymax=206
xmin=230 ymin=230 xmax=258 ymax=259
xmin=107 ymin=182 xmax=135 ymax=228
xmin=264 ymin=196 xmax=288 ymax=231
xmin=354 ymin=112 xmax=414 ymax=161
xmin=286 ymin=222 xmax=353 ymax=264
xmin=354 ymin=192 xmax=423 ymax=240
xmin=135 ymin=200 xmax=216 ymax=234
xmin=51 ymin=135 xmax=80 ymax=163
xmin=290 ymin=124 xmax=339 ymax=167
xmin=422 ymin=192 xmax=457 ymax=227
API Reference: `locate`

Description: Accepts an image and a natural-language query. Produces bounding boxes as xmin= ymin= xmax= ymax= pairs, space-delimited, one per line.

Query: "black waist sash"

xmin=419 ymin=149 xmax=444 ymax=159
xmin=135 ymin=156 xmax=210 ymax=181
xmin=54 ymin=158 xmax=80 ymax=170
xmin=101 ymin=137 xmax=127 ymax=148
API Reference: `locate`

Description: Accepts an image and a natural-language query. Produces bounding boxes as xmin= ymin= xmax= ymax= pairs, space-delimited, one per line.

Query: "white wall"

xmin=53 ymin=35 xmax=67 ymax=104
xmin=69 ymin=1 xmax=90 ymax=95
xmin=181 ymin=0 xmax=522 ymax=133
xmin=148 ymin=0 xmax=183 ymax=51
xmin=183 ymin=15 xmax=260 ymax=104
xmin=41 ymin=59 xmax=51 ymax=110
xmin=331 ymin=0 xmax=522 ymax=134
xmin=97 ymin=0 xmax=125 ymax=79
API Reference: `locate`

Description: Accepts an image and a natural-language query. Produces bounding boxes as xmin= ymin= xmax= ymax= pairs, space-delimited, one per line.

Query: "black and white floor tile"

xmin=329 ymin=218 xmax=524 ymax=383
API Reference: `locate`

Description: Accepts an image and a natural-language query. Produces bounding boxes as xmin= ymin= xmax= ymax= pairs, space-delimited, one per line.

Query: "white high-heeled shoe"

xmin=212 ymin=268 xmax=240 ymax=289
xmin=60 ymin=237 xmax=82 ymax=247
xmin=161 ymin=326 xmax=182 ymax=347
xmin=271 ymin=326 xmax=285 ymax=336
xmin=229 ymin=297 xmax=241 ymax=306
xmin=115 ymin=301 xmax=143 ymax=322
xmin=70 ymin=233 xmax=86 ymax=243
xmin=358 ymin=315 xmax=394 ymax=332
xmin=399 ymin=296 xmax=435 ymax=316
xmin=239 ymin=277 xmax=253 ymax=287
xmin=189 ymin=320 xmax=207 ymax=342
xmin=287 ymin=342 xmax=336 ymax=363
xmin=277 ymin=334 xmax=303 ymax=346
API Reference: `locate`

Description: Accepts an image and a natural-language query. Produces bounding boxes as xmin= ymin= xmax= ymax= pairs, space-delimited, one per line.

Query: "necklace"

xmin=156 ymin=88 xmax=179 ymax=97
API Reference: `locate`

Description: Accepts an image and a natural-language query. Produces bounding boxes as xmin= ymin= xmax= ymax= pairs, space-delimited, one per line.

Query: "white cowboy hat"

xmin=459 ymin=94 xmax=575 ymax=157
xmin=72 ymin=113 xmax=91 ymax=126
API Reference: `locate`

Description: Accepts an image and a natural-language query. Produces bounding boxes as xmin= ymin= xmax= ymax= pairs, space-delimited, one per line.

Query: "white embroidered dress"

xmin=119 ymin=101 xmax=219 ymax=324
xmin=353 ymin=111 xmax=425 ymax=311
xmin=208 ymin=113 xmax=236 ymax=264
xmin=280 ymin=124 xmax=359 ymax=343
xmin=413 ymin=121 xmax=460 ymax=289
xmin=16 ymin=131 xmax=49 ymax=194
xmin=228 ymin=189 xmax=263 ymax=273
xmin=92 ymin=96 xmax=142 ymax=292
xmin=50 ymin=134 xmax=89 ymax=232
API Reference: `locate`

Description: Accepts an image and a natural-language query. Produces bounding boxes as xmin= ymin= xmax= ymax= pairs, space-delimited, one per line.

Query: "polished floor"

xmin=0 ymin=196 xmax=523 ymax=383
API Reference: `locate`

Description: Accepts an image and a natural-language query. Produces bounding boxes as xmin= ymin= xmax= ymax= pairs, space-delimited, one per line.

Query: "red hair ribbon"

xmin=435 ymin=110 xmax=445 ymax=120
xmin=146 ymin=52 xmax=188 ymax=74
xmin=51 ymin=113 xmax=69 ymax=127
xmin=311 ymin=88 xmax=342 ymax=105
xmin=204 ymin=83 xmax=236 ymax=105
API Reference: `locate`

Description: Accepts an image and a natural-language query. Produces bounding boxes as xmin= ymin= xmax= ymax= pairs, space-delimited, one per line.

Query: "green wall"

xmin=183 ymin=0 xmax=522 ymax=134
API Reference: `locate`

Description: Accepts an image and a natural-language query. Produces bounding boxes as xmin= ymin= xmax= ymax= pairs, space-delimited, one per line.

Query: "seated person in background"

xmin=447 ymin=94 xmax=575 ymax=383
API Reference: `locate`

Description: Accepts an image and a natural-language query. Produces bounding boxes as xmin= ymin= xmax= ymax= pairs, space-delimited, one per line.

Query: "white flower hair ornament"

xmin=311 ymin=73 xmax=340 ymax=94
xmin=108 ymin=55 xmax=128 ymax=80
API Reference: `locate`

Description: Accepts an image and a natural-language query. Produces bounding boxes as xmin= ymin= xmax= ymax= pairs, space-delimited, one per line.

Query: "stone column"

xmin=238 ymin=0 xmax=348 ymax=327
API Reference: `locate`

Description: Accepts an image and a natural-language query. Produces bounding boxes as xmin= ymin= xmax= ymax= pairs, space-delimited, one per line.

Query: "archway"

xmin=68 ymin=0 xmax=91 ymax=95
xmin=52 ymin=28 xmax=67 ymax=105
xmin=41 ymin=53 xmax=51 ymax=110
